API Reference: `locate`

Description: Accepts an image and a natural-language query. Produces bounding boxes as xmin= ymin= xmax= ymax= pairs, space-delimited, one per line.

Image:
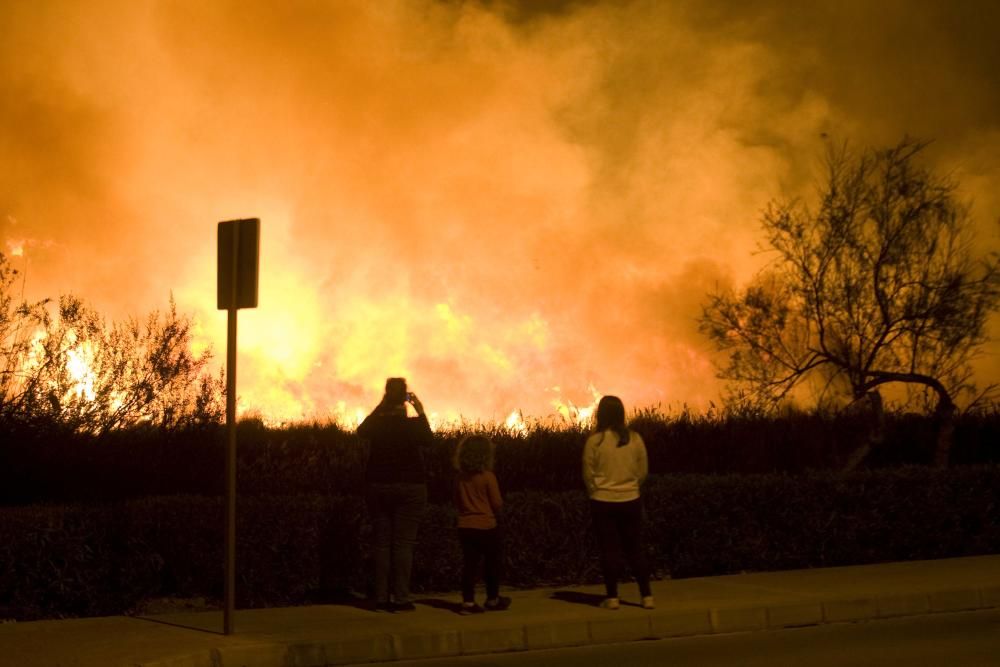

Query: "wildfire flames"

xmin=17 ymin=311 xmax=606 ymax=431
xmin=2 ymin=1 xmax=998 ymax=426
xmin=63 ymin=337 xmax=97 ymax=403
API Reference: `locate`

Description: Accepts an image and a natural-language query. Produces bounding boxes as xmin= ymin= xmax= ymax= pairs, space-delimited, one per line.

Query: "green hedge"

xmin=2 ymin=466 xmax=999 ymax=620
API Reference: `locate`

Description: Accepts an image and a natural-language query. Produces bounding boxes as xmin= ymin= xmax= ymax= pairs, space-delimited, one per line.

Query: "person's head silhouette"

xmin=380 ymin=377 xmax=408 ymax=415
xmin=595 ymin=395 xmax=630 ymax=447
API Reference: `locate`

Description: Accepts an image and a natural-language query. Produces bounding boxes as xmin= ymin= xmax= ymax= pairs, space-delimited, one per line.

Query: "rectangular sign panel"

xmin=217 ymin=218 xmax=260 ymax=310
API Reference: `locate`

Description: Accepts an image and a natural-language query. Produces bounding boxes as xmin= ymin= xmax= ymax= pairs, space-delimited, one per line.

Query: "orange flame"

xmin=504 ymin=409 xmax=527 ymax=435
xmin=64 ymin=334 xmax=97 ymax=402
xmin=551 ymin=384 xmax=601 ymax=428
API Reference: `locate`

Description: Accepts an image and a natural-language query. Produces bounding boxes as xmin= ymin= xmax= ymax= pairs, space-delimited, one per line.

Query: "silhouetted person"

xmin=582 ymin=395 xmax=654 ymax=610
xmin=357 ymin=377 xmax=433 ymax=612
xmin=452 ymin=435 xmax=510 ymax=614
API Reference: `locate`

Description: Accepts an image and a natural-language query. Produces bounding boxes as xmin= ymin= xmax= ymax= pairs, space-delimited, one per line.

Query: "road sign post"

xmin=217 ymin=218 xmax=259 ymax=636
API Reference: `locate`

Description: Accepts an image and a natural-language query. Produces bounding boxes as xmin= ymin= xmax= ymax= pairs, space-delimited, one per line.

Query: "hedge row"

xmin=2 ymin=465 xmax=999 ymax=620
xmin=3 ymin=410 xmax=1000 ymax=505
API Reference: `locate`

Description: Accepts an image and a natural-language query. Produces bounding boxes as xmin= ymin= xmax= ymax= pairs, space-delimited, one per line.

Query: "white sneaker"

xmin=599 ymin=597 xmax=620 ymax=610
xmin=642 ymin=596 xmax=655 ymax=610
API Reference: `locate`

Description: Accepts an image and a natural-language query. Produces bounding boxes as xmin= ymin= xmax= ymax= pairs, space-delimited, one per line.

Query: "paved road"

xmin=359 ymin=609 xmax=1000 ymax=667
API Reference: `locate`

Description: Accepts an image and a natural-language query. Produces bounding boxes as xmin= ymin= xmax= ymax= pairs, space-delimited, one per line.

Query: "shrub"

xmin=2 ymin=465 xmax=999 ymax=620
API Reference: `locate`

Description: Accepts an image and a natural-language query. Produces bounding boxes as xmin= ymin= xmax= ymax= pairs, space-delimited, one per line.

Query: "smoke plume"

xmin=2 ymin=0 xmax=998 ymax=422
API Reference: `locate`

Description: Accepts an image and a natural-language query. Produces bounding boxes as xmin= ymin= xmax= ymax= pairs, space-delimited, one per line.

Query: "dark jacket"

xmin=358 ymin=411 xmax=434 ymax=485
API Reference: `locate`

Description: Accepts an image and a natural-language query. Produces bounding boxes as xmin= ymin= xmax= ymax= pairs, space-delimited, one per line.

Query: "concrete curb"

xmin=133 ymin=585 xmax=998 ymax=667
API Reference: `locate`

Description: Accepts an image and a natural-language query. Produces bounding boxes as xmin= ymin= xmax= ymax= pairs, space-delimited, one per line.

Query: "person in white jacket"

xmin=582 ymin=395 xmax=653 ymax=610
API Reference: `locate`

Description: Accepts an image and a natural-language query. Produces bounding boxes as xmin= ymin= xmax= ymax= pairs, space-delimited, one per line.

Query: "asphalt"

xmin=2 ymin=555 xmax=999 ymax=667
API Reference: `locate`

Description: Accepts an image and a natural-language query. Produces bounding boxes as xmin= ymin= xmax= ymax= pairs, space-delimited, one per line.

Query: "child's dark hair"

xmin=594 ymin=395 xmax=631 ymax=447
xmin=453 ymin=435 xmax=495 ymax=473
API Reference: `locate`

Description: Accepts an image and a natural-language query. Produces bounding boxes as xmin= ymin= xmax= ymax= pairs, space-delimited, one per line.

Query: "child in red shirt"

xmin=453 ymin=435 xmax=511 ymax=614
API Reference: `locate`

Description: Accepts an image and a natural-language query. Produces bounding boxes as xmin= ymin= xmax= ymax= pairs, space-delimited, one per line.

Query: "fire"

xmin=551 ymin=384 xmax=602 ymax=428
xmin=505 ymin=409 xmax=527 ymax=435
xmin=3 ymin=0 xmax=999 ymax=429
xmin=64 ymin=335 xmax=97 ymax=402
xmin=6 ymin=231 xmax=637 ymax=430
xmin=9 ymin=288 xmax=601 ymax=435
xmin=22 ymin=328 xmax=99 ymax=404
xmin=333 ymin=401 xmax=365 ymax=429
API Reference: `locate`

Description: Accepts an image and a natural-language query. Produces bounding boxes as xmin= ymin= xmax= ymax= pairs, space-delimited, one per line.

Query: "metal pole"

xmin=224 ymin=228 xmax=239 ymax=635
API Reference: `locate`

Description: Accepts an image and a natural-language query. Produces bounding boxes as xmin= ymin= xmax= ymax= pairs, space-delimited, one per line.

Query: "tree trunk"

xmin=863 ymin=372 xmax=955 ymax=467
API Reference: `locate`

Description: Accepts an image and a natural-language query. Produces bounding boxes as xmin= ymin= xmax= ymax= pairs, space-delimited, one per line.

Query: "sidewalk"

xmin=3 ymin=555 xmax=999 ymax=667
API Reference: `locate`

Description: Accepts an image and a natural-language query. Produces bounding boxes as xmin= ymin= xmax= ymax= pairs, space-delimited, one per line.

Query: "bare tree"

xmin=700 ymin=139 xmax=1000 ymax=466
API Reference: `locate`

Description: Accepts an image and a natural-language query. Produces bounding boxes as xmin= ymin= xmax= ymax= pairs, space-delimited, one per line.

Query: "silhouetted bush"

xmin=0 ymin=255 xmax=224 ymax=437
xmin=3 ymin=465 xmax=999 ymax=620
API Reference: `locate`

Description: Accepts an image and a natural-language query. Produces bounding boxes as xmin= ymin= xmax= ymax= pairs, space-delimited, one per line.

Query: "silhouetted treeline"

xmin=2 ymin=409 xmax=998 ymax=506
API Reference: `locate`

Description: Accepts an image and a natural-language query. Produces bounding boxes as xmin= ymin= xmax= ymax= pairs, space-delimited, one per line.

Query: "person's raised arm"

xmin=407 ymin=393 xmax=434 ymax=447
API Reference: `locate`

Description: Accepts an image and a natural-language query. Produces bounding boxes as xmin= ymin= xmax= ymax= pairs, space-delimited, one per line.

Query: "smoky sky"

xmin=2 ymin=0 xmax=998 ymax=421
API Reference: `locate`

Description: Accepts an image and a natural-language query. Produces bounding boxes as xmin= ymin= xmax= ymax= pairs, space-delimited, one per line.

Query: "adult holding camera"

xmin=357 ymin=377 xmax=434 ymax=612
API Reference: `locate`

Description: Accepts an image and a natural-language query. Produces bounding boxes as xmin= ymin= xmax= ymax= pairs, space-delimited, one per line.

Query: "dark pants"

xmin=367 ymin=483 xmax=427 ymax=604
xmin=458 ymin=527 xmax=502 ymax=602
xmin=590 ymin=498 xmax=651 ymax=599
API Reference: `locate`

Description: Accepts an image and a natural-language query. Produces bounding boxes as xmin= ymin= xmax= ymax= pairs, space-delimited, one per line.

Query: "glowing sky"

xmin=2 ymin=0 xmax=998 ymax=423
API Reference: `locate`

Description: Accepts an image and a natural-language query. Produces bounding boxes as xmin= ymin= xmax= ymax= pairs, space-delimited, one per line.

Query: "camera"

xmin=407 ymin=392 xmax=417 ymax=403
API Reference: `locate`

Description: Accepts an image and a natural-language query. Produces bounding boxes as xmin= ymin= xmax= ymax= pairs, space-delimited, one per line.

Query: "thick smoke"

xmin=2 ymin=0 xmax=998 ymax=422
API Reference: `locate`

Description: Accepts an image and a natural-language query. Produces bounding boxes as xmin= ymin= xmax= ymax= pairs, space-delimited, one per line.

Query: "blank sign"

xmin=217 ymin=218 xmax=260 ymax=310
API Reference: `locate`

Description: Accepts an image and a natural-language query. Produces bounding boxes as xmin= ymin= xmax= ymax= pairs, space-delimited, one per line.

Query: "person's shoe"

xmin=373 ymin=601 xmax=393 ymax=613
xmin=392 ymin=601 xmax=417 ymax=612
xmin=484 ymin=596 xmax=512 ymax=611
xmin=641 ymin=595 xmax=656 ymax=610
xmin=599 ymin=597 xmax=620 ymax=610
xmin=459 ymin=602 xmax=485 ymax=615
